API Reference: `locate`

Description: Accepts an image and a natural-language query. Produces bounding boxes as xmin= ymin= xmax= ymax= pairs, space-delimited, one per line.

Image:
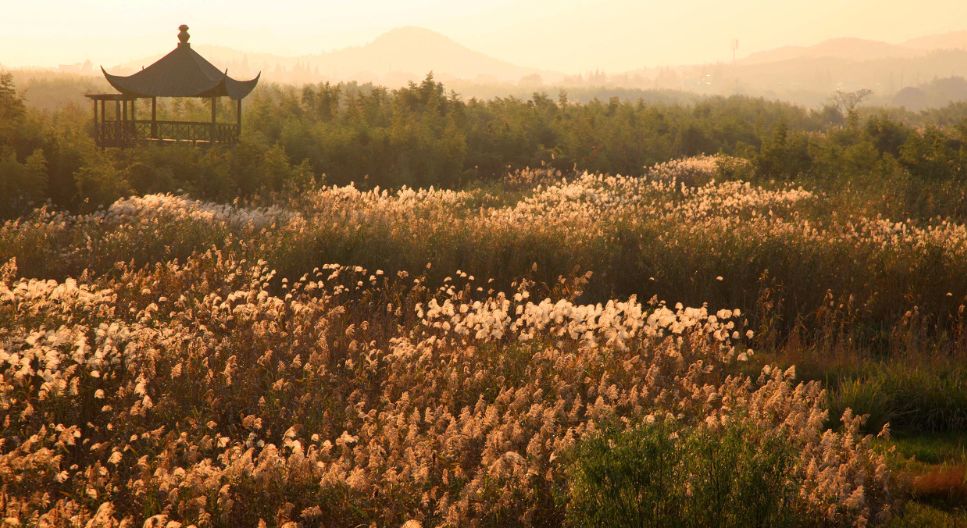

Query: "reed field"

xmin=4 ymin=155 xmax=967 ymax=526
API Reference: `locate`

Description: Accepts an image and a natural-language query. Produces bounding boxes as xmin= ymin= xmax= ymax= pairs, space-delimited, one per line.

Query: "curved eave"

xmin=101 ymin=66 xmax=151 ymax=98
xmin=226 ymin=71 xmax=261 ymax=100
xmin=100 ymin=67 xmax=260 ymax=99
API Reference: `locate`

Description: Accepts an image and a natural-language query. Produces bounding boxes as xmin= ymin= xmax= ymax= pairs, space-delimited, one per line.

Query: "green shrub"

xmin=888 ymin=502 xmax=967 ymax=528
xmin=563 ymin=420 xmax=805 ymax=528
xmin=683 ymin=424 xmax=801 ymax=527
xmin=564 ymin=422 xmax=682 ymax=526
xmin=829 ymin=363 xmax=967 ymax=433
xmin=0 ymin=148 xmax=47 ymax=216
xmin=73 ymin=159 xmax=132 ymax=210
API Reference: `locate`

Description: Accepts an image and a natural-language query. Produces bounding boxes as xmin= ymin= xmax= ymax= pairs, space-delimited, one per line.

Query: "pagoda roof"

xmin=100 ymin=25 xmax=260 ymax=99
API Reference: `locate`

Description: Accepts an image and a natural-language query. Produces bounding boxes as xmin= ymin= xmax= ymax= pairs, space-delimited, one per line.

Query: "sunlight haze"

xmin=3 ymin=0 xmax=966 ymax=72
xmin=5 ymin=0 xmax=967 ymax=524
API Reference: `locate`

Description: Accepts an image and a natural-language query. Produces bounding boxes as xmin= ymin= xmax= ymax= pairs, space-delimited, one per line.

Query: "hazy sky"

xmin=3 ymin=0 xmax=966 ymax=72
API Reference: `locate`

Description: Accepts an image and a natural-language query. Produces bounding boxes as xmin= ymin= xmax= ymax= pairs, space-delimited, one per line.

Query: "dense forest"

xmin=3 ymin=71 xmax=967 ymax=220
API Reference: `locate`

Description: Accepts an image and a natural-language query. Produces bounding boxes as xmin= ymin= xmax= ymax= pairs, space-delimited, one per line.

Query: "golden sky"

xmin=3 ymin=0 xmax=966 ymax=72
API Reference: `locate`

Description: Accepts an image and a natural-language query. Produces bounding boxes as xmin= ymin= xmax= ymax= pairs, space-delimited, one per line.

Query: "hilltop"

xmin=114 ymin=26 xmax=557 ymax=86
xmin=20 ymin=26 xmax=967 ymax=109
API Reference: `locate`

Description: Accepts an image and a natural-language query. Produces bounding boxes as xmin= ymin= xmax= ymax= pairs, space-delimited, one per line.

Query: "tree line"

xmin=2 ymin=72 xmax=967 ymax=218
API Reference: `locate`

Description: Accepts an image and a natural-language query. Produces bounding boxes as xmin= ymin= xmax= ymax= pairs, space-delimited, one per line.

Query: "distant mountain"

xmin=114 ymin=26 xmax=559 ymax=86
xmin=305 ymin=26 xmax=547 ymax=83
xmin=737 ymin=31 xmax=967 ymax=66
xmin=893 ymin=76 xmax=967 ymax=110
xmin=90 ymin=26 xmax=967 ymax=110
xmin=902 ymin=31 xmax=967 ymax=51
xmin=740 ymin=38 xmax=919 ymax=64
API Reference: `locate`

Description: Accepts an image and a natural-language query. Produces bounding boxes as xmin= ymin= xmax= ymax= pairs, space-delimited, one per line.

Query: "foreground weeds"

xmin=5 ymin=157 xmax=965 ymax=525
xmin=0 ymin=252 xmax=891 ymax=526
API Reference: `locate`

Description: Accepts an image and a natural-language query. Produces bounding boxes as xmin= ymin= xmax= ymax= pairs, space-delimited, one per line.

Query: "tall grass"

xmin=4 ymin=160 xmax=966 ymax=352
xmin=3 ymin=157 xmax=963 ymax=524
xmin=0 ymin=252 xmax=892 ymax=526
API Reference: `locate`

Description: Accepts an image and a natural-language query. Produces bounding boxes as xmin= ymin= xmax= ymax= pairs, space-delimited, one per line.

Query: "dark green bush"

xmin=829 ymin=362 xmax=967 ymax=434
xmin=563 ymin=420 xmax=805 ymax=528
xmin=564 ymin=422 xmax=682 ymax=526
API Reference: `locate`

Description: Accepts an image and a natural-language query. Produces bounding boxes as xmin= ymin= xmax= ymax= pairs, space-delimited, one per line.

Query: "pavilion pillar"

xmin=100 ymin=100 xmax=106 ymax=147
xmin=211 ymin=97 xmax=217 ymax=142
xmin=151 ymin=97 xmax=157 ymax=139
xmin=236 ymin=98 xmax=242 ymax=139
xmin=130 ymin=99 xmax=137 ymax=143
xmin=92 ymin=99 xmax=98 ymax=145
xmin=119 ymin=100 xmax=126 ymax=146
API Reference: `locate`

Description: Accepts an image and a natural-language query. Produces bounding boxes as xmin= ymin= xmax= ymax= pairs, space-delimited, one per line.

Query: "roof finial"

xmin=178 ymin=25 xmax=190 ymax=47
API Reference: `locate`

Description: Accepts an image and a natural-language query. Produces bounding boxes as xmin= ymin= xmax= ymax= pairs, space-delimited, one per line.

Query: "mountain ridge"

xmin=100 ymin=25 xmax=967 ymax=109
xmin=902 ymin=30 xmax=967 ymax=51
xmin=739 ymin=32 xmax=967 ymax=65
xmin=113 ymin=26 xmax=558 ymax=86
xmin=739 ymin=37 xmax=920 ymax=64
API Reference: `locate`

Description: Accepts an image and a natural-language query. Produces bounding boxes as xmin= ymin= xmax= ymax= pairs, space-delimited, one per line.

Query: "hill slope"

xmin=115 ymin=26 xmax=554 ymax=86
xmin=903 ymin=31 xmax=967 ymax=51
xmin=740 ymin=37 xmax=920 ymax=64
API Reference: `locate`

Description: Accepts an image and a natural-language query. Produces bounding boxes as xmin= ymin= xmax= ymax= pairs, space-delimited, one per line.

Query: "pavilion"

xmin=87 ymin=25 xmax=260 ymax=148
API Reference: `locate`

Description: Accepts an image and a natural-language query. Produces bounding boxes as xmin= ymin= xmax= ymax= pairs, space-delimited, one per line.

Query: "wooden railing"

xmin=94 ymin=120 xmax=239 ymax=147
xmin=93 ymin=121 xmax=135 ymax=147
